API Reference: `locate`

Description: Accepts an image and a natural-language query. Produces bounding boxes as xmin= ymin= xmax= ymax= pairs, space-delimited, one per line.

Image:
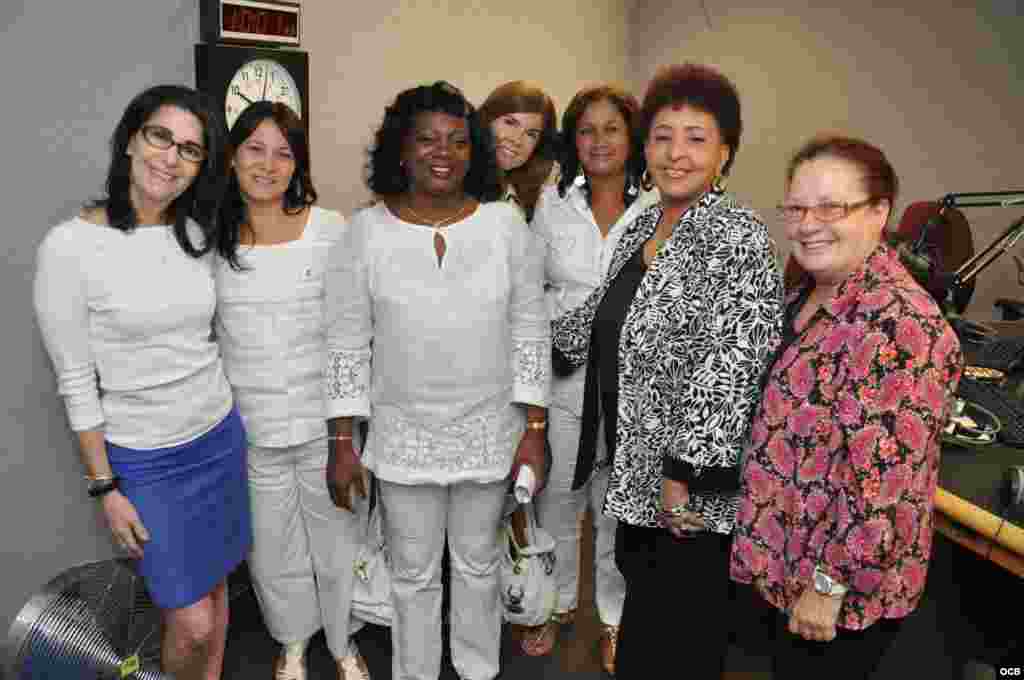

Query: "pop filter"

xmin=893 ymin=201 xmax=976 ymax=314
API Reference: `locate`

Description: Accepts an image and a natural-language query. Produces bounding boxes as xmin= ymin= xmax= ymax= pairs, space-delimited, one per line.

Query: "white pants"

xmin=247 ymin=438 xmax=364 ymax=659
xmin=534 ymin=404 xmax=625 ymax=626
xmin=379 ymin=479 xmax=507 ymax=680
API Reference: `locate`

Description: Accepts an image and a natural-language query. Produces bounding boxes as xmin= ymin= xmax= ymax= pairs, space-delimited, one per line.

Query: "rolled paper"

xmin=934 ymin=487 xmax=1024 ymax=557
xmin=514 ymin=465 xmax=536 ymax=504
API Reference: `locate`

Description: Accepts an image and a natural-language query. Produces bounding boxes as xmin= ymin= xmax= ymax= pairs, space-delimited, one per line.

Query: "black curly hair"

xmin=366 ymin=81 xmax=501 ymax=202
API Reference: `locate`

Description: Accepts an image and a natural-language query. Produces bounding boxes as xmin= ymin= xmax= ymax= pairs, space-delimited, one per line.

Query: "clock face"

xmin=225 ymin=58 xmax=302 ymax=129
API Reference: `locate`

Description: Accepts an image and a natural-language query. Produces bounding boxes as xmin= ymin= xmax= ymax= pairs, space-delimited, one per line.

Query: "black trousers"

xmin=614 ymin=522 xmax=733 ymax=679
xmin=771 ymin=605 xmax=905 ymax=679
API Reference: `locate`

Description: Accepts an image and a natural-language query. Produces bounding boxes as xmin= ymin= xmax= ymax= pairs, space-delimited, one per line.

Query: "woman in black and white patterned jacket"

xmin=551 ymin=63 xmax=783 ymax=679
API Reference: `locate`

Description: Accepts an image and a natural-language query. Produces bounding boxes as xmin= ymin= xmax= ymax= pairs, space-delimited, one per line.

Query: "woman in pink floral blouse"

xmin=730 ymin=135 xmax=963 ymax=678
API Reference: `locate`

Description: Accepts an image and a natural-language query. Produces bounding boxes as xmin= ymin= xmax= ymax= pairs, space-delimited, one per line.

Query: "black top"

xmin=573 ymin=250 xmax=648 ymax=489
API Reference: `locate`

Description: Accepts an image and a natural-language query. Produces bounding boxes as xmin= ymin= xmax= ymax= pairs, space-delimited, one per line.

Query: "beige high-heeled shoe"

xmin=598 ymin=624 xmax=619 ymax=676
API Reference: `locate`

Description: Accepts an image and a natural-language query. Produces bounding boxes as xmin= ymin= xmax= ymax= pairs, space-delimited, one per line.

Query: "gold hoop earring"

xmin=712 ymin=174 xmax=727 ymax=192
xmin=641 ymin=170 xmax=652 ymax=189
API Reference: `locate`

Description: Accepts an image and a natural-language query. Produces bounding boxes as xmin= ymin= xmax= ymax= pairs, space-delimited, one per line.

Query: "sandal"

xmin=518 ymin=610 xmax=574 ymax=657
xmin=598 ymin=624 xmax=619 ymax=676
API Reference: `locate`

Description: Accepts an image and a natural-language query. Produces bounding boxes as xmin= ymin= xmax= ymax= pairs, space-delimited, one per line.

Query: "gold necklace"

xmin=403 ymin=199 xmax=472 ymax=267
xmin=402 ymin=199 xmax=472 ymax=230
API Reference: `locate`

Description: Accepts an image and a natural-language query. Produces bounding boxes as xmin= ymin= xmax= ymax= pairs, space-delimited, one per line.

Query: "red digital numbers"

xmin=222 ymin=3 xmax=297 ymax=38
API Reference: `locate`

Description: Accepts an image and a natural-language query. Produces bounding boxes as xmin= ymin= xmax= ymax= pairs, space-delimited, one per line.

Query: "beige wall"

xmin=303 ymin=0 xmax=632 ymax=214
xmin=629 ymin=2 xmax=1024 ymax=320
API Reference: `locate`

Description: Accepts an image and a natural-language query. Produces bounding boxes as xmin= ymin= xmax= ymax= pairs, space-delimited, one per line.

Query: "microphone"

xmin=910 ymin=211 xmax=948 ymax=259
xmin=893 ymin=201 xmax=967 ymax=311
xmin=893 ymin=202 xmax=941 ymax=278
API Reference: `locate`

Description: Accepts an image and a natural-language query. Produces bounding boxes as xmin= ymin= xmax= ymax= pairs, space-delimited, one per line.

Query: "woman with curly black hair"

xmin=215 ymin=101 xmax=370 ymax=680
xmin=324 ymin=81 xmax=551 ymax=680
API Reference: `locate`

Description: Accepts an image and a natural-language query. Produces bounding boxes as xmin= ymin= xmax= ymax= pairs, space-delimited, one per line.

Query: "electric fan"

xmin=5 ymin=558 xmax=167 ymax=679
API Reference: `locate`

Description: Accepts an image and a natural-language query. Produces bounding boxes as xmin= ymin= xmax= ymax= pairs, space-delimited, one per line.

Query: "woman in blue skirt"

xmin=33 ymin=85 xmax=251 ymax=680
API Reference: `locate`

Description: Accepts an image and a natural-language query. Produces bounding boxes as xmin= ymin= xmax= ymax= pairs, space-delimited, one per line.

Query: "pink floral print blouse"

xmin=730 ymin=244 xmax=962 ymax=630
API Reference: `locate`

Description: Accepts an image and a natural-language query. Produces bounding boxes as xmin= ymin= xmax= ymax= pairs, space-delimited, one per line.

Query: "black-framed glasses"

xmin=776 ymin=198 xmax=875 ymax=224
xmin=140 ymin=125 xmax=207 ymax=163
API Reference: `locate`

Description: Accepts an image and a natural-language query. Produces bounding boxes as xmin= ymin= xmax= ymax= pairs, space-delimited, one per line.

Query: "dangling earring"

xmin=291 ymin=175 xmax=305 ymax=205
xmin=712 ymin=174 xmax=727 ymax=192
xmin=640 ymin=170 xmax=652 ymax=190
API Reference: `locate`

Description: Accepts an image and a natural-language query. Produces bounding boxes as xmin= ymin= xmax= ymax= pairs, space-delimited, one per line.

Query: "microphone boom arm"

xmin=953 ymin=216 xmax=1024 ymax=288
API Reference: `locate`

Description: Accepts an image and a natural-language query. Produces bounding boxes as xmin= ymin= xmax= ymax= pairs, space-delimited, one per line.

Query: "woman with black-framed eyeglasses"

xmin=33 ymin=85 xmax=249 ymax=680
xmin=730 ymin=134 xmax=963 ymax=679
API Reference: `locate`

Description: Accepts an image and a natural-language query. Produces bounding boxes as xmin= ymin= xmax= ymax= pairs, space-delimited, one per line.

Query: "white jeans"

xmin=534 ymin=404 xmax=625 ymax=626
xmin=247 ymin=438 xmax=364 ymax=659
xmin=379 ymin=479 xmax=507 ymax=680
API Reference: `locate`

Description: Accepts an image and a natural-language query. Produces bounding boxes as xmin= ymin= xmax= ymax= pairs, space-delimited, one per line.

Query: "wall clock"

xmin=195 ymin=43 xmax=309 ymax=130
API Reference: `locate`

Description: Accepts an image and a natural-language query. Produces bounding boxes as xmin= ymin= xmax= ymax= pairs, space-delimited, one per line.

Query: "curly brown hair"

xmin=640 ymin=63 xmax=742 ymax=177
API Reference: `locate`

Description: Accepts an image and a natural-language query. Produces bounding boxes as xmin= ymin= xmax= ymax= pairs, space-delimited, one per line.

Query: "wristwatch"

xmin=87 ymin=477 xmax=120 ymax=499
xmin=813 ymin=566 xmax=848 ymax=598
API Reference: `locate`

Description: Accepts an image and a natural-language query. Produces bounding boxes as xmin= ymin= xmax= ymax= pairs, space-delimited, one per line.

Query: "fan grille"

xmin=7 ymin=559 xmax=166 ymax=679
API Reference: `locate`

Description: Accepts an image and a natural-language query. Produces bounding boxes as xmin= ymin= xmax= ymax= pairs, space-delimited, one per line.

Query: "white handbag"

xmin=350 ymin=475 xmax=393 ymax=627
xmin=498 ymin=503 xmax=557 ymax=626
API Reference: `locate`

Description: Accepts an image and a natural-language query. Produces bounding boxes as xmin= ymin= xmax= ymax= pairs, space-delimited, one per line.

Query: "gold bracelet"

xmin=83 ymin=473 xmax=115 ymax=481
xmin=525 ymin=420 xmax=547 ymax=431
xmin=329 ymin=434 xmax=353 ymax=442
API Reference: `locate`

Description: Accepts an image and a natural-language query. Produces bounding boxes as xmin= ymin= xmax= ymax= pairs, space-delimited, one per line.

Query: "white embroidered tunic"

xmin=34 ymin=217 xmax=233 ymax=449
xmin=324 ymin=201 xmax=550 ymax=485
xmin=216 ymin=207 xmax=347 ymax=448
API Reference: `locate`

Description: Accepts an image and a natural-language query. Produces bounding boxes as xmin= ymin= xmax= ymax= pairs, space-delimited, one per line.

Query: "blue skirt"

xmin=107 ymin=407 xmax=252 ymax=609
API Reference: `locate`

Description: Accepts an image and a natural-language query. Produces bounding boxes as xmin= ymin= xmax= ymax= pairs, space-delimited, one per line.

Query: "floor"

xmin=221 ymin=513 xmax=1014 ymax=679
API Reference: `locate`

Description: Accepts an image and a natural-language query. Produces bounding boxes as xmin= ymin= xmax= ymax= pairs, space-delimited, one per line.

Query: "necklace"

xmin=402 ymin=199 xmax=472 ymax=230
xmin=402 ymin=199 xmax=473 ymax=267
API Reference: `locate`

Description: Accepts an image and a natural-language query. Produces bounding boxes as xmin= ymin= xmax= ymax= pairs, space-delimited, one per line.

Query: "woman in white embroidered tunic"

xmin=324 ymin=82 xmax=550 ymax=680
xmin=551 ymin=64 xmax=783 ymax=678
xmin=479 ymin=81 xmax=560 ymax=221
xmin=215 ymin=102 xmax=369 ymax=680
xmin=526 ymin=84 xmax=656 ymax=669
xmin=33 ymin=85 xmax=249 ymax=680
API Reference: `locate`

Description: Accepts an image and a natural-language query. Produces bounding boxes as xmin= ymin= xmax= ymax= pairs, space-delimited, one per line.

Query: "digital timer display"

xmin=222 ymin=3 xmax=298 ymax=40
xmin=201 ymin=0 xmax=301 ymax=46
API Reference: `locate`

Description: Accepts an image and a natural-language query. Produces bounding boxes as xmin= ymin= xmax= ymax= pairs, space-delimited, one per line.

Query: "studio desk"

xmin=936 ymin=320 xmax=1024 ymax=579
xmin=937 ymin=443 xmax=1024 ymax=577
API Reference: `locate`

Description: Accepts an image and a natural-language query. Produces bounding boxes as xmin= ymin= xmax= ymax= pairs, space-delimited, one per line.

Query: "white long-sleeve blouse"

xmin=216 ymin=206 xmax=347 ymax=448
xmin=324 ymin=201 xmax=550 ymax=485
xmin=531 ymin=182 xmax=658 ymax=417
xmin=34 ymin=217 xmax=232 ymax=449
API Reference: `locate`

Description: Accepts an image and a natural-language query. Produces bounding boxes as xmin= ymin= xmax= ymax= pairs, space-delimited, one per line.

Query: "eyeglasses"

xmin=140 ymin=125 xmax=207 ymax=163
xmin=776 ymin=198 xmax=874 ymax=224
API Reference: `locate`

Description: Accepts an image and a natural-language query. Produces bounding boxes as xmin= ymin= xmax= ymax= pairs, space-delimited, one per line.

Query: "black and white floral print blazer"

xmin=552 ymin=188 xmax=783 ymax=533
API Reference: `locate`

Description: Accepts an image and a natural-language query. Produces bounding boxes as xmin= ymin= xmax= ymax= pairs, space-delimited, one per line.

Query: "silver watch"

xmin=813 ymin=567 xmax=848 ymax=597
